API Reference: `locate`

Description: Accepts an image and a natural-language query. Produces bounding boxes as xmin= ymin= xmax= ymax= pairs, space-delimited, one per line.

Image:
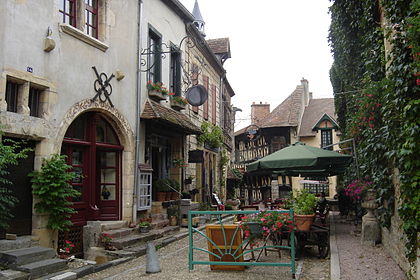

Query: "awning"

xmin=141 ymin=99 xmax=201 ymax=135
xmin=246 ymin=142 xmax=352 ymax=176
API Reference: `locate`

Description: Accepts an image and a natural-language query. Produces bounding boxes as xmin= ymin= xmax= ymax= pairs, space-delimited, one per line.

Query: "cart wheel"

xmin=317 ymin=232 xmax=330 ymax=259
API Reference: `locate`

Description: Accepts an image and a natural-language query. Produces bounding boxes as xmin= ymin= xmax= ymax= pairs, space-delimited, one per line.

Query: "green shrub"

xmin=30 ymin=154 xmax=80 ymax=231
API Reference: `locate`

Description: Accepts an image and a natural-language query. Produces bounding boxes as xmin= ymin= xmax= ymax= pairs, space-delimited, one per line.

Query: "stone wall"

xmin=381 ymin=169 xmax=418 ymax=279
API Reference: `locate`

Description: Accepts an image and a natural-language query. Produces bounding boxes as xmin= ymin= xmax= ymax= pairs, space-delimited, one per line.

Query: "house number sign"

xmin=92 ymin=66 xmax=115 ymax=107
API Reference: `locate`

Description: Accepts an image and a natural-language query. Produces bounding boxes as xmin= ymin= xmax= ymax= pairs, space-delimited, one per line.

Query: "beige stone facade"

xmin=0 ymin=0 xmax=138 ymax=248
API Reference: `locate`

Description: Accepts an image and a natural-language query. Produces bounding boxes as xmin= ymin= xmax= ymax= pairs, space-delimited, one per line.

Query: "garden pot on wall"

xmin=170 ymin=192 xmax=179 ymax=200
xmin=294 ymin=214 xmax=315 ymax=231
xmin=156 ymin=192 xmax=166 ymax=202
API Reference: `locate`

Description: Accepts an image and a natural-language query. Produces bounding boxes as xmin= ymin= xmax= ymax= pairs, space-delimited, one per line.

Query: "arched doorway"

xmin=61 ymin=112 xmax=123 ymax=226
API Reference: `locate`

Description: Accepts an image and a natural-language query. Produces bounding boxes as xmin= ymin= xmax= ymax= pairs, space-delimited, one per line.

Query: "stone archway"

xmin=58 ymin=99 xmax=136 ymax=222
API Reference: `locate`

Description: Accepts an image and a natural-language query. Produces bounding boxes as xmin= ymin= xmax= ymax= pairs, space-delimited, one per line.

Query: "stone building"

xmin=138 ymin=0 xmax=235 ymax=212
xmin=0 ymin=0 xmax=139 ymax=252
xmin=234 ymin=79 xmax=341 ymax=202
xmin=0 ymin=0 xmax=236 ymax=254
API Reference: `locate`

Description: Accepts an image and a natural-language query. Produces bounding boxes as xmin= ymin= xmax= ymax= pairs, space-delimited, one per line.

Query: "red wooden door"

xmin=62 ymin=144 xmax=91 ymax=227
xmin=62 ymin=112 xmax=122 ymax=226
xmin=96 ymin=149 xmax=121 ymax=220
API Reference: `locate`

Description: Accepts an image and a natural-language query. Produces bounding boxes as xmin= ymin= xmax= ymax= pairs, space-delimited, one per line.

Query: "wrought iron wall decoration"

xmin=92 ymin=66 xmax=115 ymax=107
xmin=140 ymin=35 xmax=207 ymax=92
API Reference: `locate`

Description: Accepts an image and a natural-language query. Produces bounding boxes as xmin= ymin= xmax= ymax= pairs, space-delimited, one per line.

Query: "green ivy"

xmin=329 ymin=0 xmax=419 ymax=262
xmin=197 ymin=121 xmax=224 ymax=149
xmin=30 ymin=154 xmax=80 ymax=232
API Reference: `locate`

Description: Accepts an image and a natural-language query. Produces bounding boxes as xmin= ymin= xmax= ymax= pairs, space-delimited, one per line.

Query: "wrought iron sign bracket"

xmin=140 ymin=35 xmax=207 ymax=91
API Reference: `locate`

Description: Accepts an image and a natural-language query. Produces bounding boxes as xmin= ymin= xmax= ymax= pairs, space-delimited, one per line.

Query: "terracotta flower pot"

xmin=156 ymin=192 xmax=166 ymax=201
xmin=294 ymin=214 xmax=315 ymax=231
xmin=170 ymin=192 xmax=179 ymax=200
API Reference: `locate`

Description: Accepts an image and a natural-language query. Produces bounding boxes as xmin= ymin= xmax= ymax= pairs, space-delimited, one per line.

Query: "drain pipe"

xmin=133 ymin=0 xmax=144 ymax=224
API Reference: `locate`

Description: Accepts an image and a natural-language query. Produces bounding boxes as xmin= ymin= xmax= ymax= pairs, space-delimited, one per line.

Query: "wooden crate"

xmin=205 ymin=224 xmax=245 ymax=271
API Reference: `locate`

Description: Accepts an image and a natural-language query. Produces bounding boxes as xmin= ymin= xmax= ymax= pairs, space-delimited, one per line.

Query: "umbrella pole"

xmin=288 ymin=176 xmax=293 ymax=194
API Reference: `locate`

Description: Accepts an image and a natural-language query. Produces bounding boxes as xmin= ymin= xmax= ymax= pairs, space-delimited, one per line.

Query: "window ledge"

xmin=59 ymin=24 xmax=109 ymax=52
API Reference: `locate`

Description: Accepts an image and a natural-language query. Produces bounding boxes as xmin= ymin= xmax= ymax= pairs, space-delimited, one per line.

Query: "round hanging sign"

xmin=186 ymin=85 xmax=208 ymax=106
xmin=245 ymin=124 xmax=261 ymax=142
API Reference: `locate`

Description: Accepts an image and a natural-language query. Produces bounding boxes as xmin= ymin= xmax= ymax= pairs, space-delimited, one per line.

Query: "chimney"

xmin=301 ymin=78 xmax=310 ymax=106
xmin=251 ymin=102 xmax=270 ymax=124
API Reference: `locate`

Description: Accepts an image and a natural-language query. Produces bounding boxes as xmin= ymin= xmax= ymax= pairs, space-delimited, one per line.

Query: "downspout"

xmin=219 ymin=72 xmax=226 ymax=200
xmin=133 ymin=0 xmax=144 ymax=224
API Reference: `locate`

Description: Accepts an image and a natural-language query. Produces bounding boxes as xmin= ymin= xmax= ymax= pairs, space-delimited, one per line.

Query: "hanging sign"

xmin=245 ymin=124 xmax=260 ymax=141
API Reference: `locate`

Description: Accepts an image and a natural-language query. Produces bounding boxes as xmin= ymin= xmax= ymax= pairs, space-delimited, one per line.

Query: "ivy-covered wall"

xmin=329 ymin=0 xmax=419 ymax=276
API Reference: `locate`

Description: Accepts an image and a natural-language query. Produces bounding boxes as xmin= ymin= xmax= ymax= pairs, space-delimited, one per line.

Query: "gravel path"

xmin=335 ymin=216 xmax=407 ymax=280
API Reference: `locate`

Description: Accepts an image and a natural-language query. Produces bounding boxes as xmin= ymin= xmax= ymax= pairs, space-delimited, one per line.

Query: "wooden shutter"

xmin=192 ymin=64 xmax=199 ymax=113
xmin=211 ymin=85 xmax=217 ymax=124
xmin=203 ymin=76 xmax=209 ymax=120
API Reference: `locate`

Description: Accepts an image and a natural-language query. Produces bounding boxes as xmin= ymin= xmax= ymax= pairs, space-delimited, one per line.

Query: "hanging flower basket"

xmin=169 ymin=96 xmax=187 ymax=110
xmin=148 ymin=90 xmax=167 ymax=101
xmin=147 ymin=81 xmax=168 ymax=101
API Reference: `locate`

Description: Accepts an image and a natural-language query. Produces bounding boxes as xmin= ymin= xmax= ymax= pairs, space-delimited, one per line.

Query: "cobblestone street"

xmin=80 ymin=230 xmax=329 ymax=280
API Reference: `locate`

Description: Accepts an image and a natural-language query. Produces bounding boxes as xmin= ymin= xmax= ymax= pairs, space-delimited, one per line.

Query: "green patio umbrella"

xmin=246 ymin=142 xmax=352 ymax=177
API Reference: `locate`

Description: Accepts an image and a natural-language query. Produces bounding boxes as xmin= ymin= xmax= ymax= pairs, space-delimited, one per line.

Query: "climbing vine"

xmin=329 ymin=0 xmax=419 ymax=262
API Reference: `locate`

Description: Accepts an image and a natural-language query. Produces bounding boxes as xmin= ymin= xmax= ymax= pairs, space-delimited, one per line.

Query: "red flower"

xmin=416 ymin=79 xmax=420 ymax=86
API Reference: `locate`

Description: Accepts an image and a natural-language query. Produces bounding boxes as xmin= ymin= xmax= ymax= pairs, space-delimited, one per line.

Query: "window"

xmin=84 ymin=0 xmax=98 ymax=38
xmin=170 ymin=47 xmax=181 ymax=96
xmin=29 ymin=87 xmax=41 ymax=117
xmin=321 ymin=130 xmax=333 ymax=150
xmin=59 ymin=0 xmax=77 ymax=26
xmin=148 ymin=28 xmax=162 ymax=83
xmin=303 ymin=177 xmax=329 ymax=196
xmin=137 ymin=172 xmax=152 ymax=210
xmin=5 ymin=81 xmax=19 ymax=113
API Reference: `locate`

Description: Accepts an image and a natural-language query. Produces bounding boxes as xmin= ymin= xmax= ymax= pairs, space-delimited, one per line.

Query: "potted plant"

xmin=167 ymin=205 xmax=179 ymax=226
xmin=58 ymin=240 xmax=75 ymax=259
xmin=197 ymin=122 xmax=224 ymax=152
xmin=293 ymin=189 xmax=317 ymax=231
xmin=100 ymin=233 xmax=115 ymax=250
xmin=169 ymin=179 xmax=180 ymax=200
xmin=239 ymin=211 xmax=293 ymax=243
xmin=155 ymin=178 xmax=171 ymax=201
xmin=138 ymin=221 xmax=151 ymax=233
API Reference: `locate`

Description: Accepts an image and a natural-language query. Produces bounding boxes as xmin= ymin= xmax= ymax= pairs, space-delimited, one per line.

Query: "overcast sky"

xmin=179 ymin=0 xmax=334 ymax=130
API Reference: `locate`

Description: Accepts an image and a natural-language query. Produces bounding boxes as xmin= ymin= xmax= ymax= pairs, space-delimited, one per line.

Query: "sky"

xmin=179 ymin=0 xmax=334 ymax=131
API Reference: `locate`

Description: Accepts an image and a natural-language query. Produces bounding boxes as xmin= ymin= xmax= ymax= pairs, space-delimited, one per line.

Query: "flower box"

xmin=170 ymin=98 xmax=187 ymax=110
xmin=148 ymin=90 xmax=167 ymax=101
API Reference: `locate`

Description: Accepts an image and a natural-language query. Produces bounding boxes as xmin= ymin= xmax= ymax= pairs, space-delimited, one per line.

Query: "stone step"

xmin=0 ymin=269 xmax=30 ymax=280
xmin=0 ymin=236 xmax=37 ymax=252
xmin=0 ymin=246 xmax=55 ymax=267
xmin=109 ymin=226 xmax=180 ymax=250
xmin=16 ymin=258 xmax=67 ymax=278
xmin=151 ymin=219 xmax=169 ymax=229
xmin=100 ymin=221 xmax=127 ymax=231
xmin=151 ymin=213 xmax=167 ymax=221
xmin=101 ymin=228 xmax=135 ymax=239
